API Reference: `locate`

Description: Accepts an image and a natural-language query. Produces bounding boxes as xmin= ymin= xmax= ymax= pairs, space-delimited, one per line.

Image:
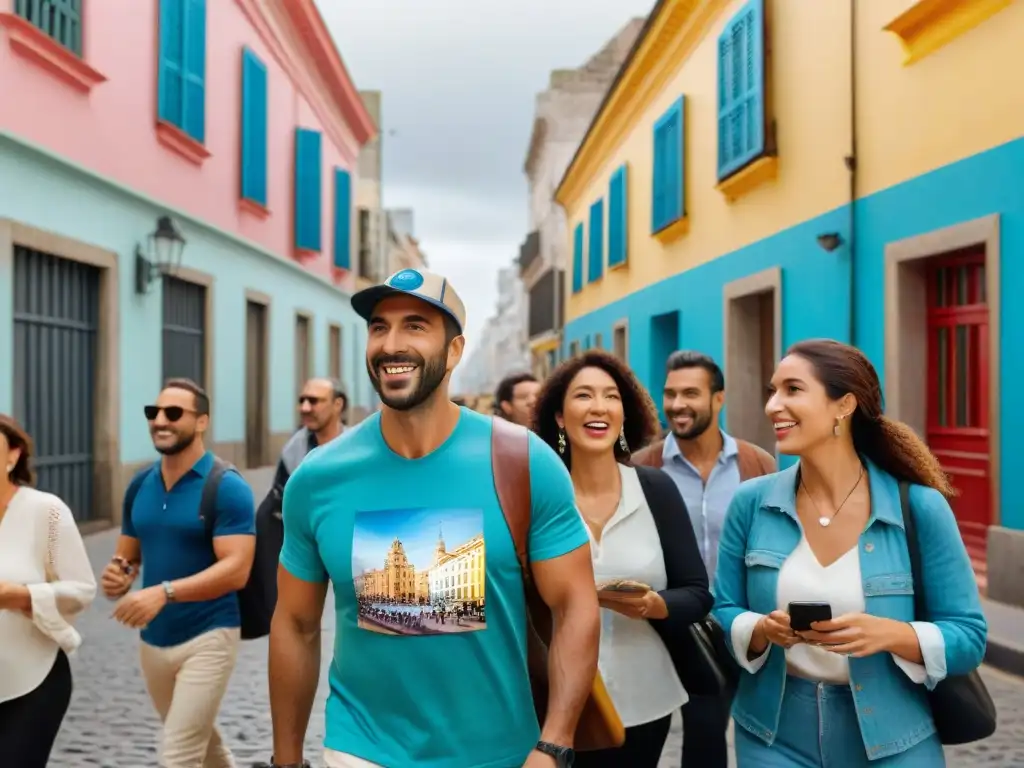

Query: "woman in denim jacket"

xmin=713 ymin=339 xmax=987 ymax=766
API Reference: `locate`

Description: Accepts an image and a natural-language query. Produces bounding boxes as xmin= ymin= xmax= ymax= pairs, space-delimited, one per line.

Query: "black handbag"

xmin=898 ymin=482 xmax=997 ymax=744
xmin=687 ymin=615 xmax=741 ymax=696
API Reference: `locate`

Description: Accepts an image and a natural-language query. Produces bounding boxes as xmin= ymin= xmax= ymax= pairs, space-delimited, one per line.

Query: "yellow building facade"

xmin=556 ymin=0 xmax=1024 ymax=603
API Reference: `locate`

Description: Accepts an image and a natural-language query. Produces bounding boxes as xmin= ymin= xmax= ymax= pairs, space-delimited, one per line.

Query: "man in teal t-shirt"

xmin=266 ymin=269 xmax=599 ymax=768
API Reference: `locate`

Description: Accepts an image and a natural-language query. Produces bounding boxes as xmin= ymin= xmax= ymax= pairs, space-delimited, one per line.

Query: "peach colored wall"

xmin=0 ymin=0 xmax=362 ymax=289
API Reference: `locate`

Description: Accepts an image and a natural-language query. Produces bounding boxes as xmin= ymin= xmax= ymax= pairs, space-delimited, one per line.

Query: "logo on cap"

xmin=389 ymin=269 xmax=424 ymax=291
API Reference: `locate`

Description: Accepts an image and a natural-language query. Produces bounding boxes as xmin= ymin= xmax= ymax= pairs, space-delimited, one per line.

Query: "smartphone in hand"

xmin=788 ymin=601 xmax=832 ymax=632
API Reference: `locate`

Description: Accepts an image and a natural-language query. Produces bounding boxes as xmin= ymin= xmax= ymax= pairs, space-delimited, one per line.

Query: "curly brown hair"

xmin=787 ymin=339 xmax=955 ymax=497
xmin=0 ymin=413 xmax=35 ymax=487
xmin=532 ymin=349 xmax=662 ymax=468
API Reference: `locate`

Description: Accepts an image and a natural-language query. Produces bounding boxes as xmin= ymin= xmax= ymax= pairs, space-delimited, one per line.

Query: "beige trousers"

xmin=139 ymin=627 xmax=240 ymax=768
xmin=324 ymin=750 xmax=383 ymax=767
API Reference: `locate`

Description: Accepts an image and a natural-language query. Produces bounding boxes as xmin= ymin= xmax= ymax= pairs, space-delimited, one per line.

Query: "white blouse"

xmin=586 ymin=464 xmax=687 ymax=728
xmin=730 ymin=535 xmax=944 ymax=686
xmin=0 ymin=486 xmax=97 ymax=702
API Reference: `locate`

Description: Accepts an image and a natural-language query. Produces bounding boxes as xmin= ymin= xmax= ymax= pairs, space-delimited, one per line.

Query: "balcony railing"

xmin=15 ymin=0 xmax=82 ymax=55
xmin=518 ymin=230 xmax=541 ymax=277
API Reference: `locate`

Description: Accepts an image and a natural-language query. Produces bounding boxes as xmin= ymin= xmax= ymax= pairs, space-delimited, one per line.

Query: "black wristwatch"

xmin=536 ymin=741 xmax=575 ymax=767
xmin=265 ymin=759 xmax=310 ymax=768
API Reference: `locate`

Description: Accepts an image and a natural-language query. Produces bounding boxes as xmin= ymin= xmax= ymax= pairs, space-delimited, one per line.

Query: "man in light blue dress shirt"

xmin=631 ymin=350 xmax=775 ymax=768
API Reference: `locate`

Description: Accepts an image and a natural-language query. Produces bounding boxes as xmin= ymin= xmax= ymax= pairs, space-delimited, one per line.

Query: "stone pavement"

xmin=51 ymin=466 xmax=1024 ymax=767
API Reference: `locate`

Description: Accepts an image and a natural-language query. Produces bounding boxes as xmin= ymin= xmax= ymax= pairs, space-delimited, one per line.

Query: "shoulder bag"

xmin=898 ymin=481 xmax=997 ymax=744
xmin=490 ymin=416 xmax=625 ymax=751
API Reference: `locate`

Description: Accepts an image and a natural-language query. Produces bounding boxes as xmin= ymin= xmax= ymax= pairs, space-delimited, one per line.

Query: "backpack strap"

xmin=490 ymin=417 xmax=532 ymax=577
xmin=735 ymin=440 xmax=777 ymax=481
xmin=201 ymin=456 xmax=235 ymax=540
xmin=123 ymin=463 xmax=158 ymax=532
xmin=629 ymin=439 xmax=665 ymax=469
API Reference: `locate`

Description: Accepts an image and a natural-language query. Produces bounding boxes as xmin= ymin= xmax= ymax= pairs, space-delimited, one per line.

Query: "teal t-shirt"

xmin=280 ymin=408 xmax=588 ymax=768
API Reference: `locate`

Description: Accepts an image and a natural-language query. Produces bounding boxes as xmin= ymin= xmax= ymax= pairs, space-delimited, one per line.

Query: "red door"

xmin=926 ymin=250 xmax=990 ymax=568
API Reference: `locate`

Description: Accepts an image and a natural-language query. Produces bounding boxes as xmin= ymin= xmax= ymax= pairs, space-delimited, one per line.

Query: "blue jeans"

xmin=735 ymin=676 xmax=945 ymax=767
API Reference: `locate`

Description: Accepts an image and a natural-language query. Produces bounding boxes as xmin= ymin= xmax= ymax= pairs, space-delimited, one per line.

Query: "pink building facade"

xmin=0 ymin=0 xmax=376 ymax=523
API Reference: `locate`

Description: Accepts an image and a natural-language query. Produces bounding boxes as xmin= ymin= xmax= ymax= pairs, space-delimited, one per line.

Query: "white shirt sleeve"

xmin=730 ymin=610 xmax=772 ymax=674
xmin=27 ymin=501 xmax=97 ymax=654
xmin=890 ymin=621 xmax=948 ymax=689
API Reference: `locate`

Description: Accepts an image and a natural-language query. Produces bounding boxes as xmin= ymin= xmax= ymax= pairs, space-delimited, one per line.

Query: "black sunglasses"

xmin=298 ymin=396 xmax=325 ymax=406
xmin=144 ymin=405 xmax=194 ymax=422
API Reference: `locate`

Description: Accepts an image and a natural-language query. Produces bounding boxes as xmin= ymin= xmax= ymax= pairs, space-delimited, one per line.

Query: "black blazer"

xmin=634 ymin=465 xmax=718 ymax=696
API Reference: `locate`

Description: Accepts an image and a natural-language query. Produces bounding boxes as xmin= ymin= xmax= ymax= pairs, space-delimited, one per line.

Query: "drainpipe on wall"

xmin=846 ymin=0 xmax=859 ymax=345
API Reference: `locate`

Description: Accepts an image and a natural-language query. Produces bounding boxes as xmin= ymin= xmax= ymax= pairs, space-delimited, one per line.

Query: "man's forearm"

xmin=540 ymin=597 xmax=600 ymax=746
xmin=269 ymin=614 xmax=321 ymax=763
xmin=169 ymin=556 xmax=249 ymax=603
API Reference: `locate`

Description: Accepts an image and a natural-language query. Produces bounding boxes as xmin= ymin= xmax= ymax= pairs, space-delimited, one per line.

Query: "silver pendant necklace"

xmin=800 ymin=465 xmax=864 ymax=527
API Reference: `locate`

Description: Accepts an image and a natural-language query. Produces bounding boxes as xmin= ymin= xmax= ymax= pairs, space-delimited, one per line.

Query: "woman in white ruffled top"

xmin=0 ymin=414 xmax=96 ymax=767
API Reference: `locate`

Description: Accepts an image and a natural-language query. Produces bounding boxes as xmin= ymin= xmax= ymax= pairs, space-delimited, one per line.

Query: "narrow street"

xmin=50 ymin=468 xmax=1024 ymax=767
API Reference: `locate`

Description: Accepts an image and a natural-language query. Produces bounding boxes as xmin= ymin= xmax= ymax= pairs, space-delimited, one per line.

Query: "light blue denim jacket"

xmin=712 ymin=460 xmax=987 ymax=761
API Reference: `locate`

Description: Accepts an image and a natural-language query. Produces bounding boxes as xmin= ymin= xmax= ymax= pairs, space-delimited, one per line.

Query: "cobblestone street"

xmin=50 ymin=468 xmax=1024 ymax=767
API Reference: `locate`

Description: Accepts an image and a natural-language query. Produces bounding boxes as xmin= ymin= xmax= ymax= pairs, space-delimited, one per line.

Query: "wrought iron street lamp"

xmin=135 ymin=215 xmax=186 ymax=295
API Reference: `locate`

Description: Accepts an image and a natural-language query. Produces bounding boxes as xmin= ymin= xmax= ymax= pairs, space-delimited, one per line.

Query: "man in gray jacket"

xmin=246 ymin=379 xmax=346 ymax=635
xmin=274 ymin=378 xmax=347 ymax=496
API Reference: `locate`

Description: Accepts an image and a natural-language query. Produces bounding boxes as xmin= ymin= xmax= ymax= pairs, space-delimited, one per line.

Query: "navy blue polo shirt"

xmin=122 ymin=451 xmax=256 ymax=648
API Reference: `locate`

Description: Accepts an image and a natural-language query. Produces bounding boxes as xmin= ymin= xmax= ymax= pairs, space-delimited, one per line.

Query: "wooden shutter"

xmin=334 ymin=168 xmax=353 ymax=269
xmin=608 ymin=165 xmax=627 ymax=267
xmin=588 ymin=199 xmax=604 ymax=283
xmin=572 ymin=223 xmax=584 ymax=294
xmin=158 ymin=0 xmax=184 ymax=127
xmin=294 ymin=128 xmax=323 ymax=251
xmin=241 ymin=48 xmax=268 ymax=205
xmin=717 ymin=0 xmax=765 ymax=179
xmin=182 ymin=0 xmax=207 ymax=142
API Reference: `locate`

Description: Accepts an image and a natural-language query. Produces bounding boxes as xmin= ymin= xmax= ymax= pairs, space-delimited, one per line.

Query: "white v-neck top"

xmin=731 ymin=533 xmax=941 ymax=686
xmin=586 ymin=464 xmax=686 ymax=727
xmin=0 ymin=486 xmax=97 ymax=702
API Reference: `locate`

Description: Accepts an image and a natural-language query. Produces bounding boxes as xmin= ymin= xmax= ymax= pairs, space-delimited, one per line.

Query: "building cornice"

xmin=283 ymin=0 xmax=377 ymax=145
xmin=554 ymin=0 xmax=730 ymax=212
xmin=235 ymin=0 xmax=376 ymax=165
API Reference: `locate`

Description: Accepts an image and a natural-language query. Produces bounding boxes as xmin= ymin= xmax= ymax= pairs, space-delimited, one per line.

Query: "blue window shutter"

xmin=652 ymin=98 xmax=684 ymax=233
xmin=588 ymin=199 xmax=604 ymax=283
xmin=717 ymin=0 xmax=765 ymax=179
xmin=294 ymin=128 xmax=323 ymax=251
xmin=608 ymin=166 xmax=628 ymax=267
xmin=158 ymin=0 xmax=184 ymax=126
xmin=333 ymin=168 xmax=352 ymax=269
xmin=572 ymin=223 xmax=584 ymax=293
xmin=241 ymin=48 xmax=268 ymax=206
xmin=180 ymin=0 xmax=206 ymax=142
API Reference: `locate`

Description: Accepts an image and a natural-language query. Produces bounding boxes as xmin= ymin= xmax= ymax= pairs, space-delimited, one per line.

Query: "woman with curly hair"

xmin=533 ymin=349 xmax=713 ymax=767
xmin=713 ymin=339 xmax=987 ymax=766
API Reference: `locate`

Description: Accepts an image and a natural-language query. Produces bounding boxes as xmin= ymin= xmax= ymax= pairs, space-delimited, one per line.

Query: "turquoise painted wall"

xmin=0 ymin=138 xmax=369 ymax=463
xmin=564 ymin=137 xmax=1024 ymax=530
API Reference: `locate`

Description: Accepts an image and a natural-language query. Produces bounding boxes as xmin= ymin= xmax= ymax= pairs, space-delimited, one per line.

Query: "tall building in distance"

xmin=456 ymin=17 xmax=642 ymax=397
xmin=519 ymin=17 xmax=645 ymax=378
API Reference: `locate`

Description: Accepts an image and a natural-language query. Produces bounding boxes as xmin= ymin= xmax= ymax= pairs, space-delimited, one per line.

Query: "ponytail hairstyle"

xmin=786 ymin=339 xmax=955 ymax=497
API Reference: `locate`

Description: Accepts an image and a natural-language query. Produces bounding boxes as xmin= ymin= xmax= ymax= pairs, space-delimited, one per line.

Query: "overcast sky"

xmin=318 ymin=0 xmax=655 ymax=369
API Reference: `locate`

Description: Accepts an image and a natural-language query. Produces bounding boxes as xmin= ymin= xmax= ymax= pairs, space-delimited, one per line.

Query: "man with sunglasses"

xmin=274 ymin=378 xmax=347 ymax=503
xmin=100 ymin=378 xmax=256 ymax=768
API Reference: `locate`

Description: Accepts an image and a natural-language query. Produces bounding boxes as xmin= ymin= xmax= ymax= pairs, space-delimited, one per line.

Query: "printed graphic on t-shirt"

xmin=351 ymin=507 xmax=487 ymax=635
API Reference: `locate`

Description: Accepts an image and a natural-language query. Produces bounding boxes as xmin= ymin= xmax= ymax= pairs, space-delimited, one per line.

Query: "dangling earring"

xmin=618 ymin=427 xmax=629 ymax=453
xmin=833 ymin=415 xmax=845 ymax=438
xmin=557 ymin=429 xmax=566 ymax=455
